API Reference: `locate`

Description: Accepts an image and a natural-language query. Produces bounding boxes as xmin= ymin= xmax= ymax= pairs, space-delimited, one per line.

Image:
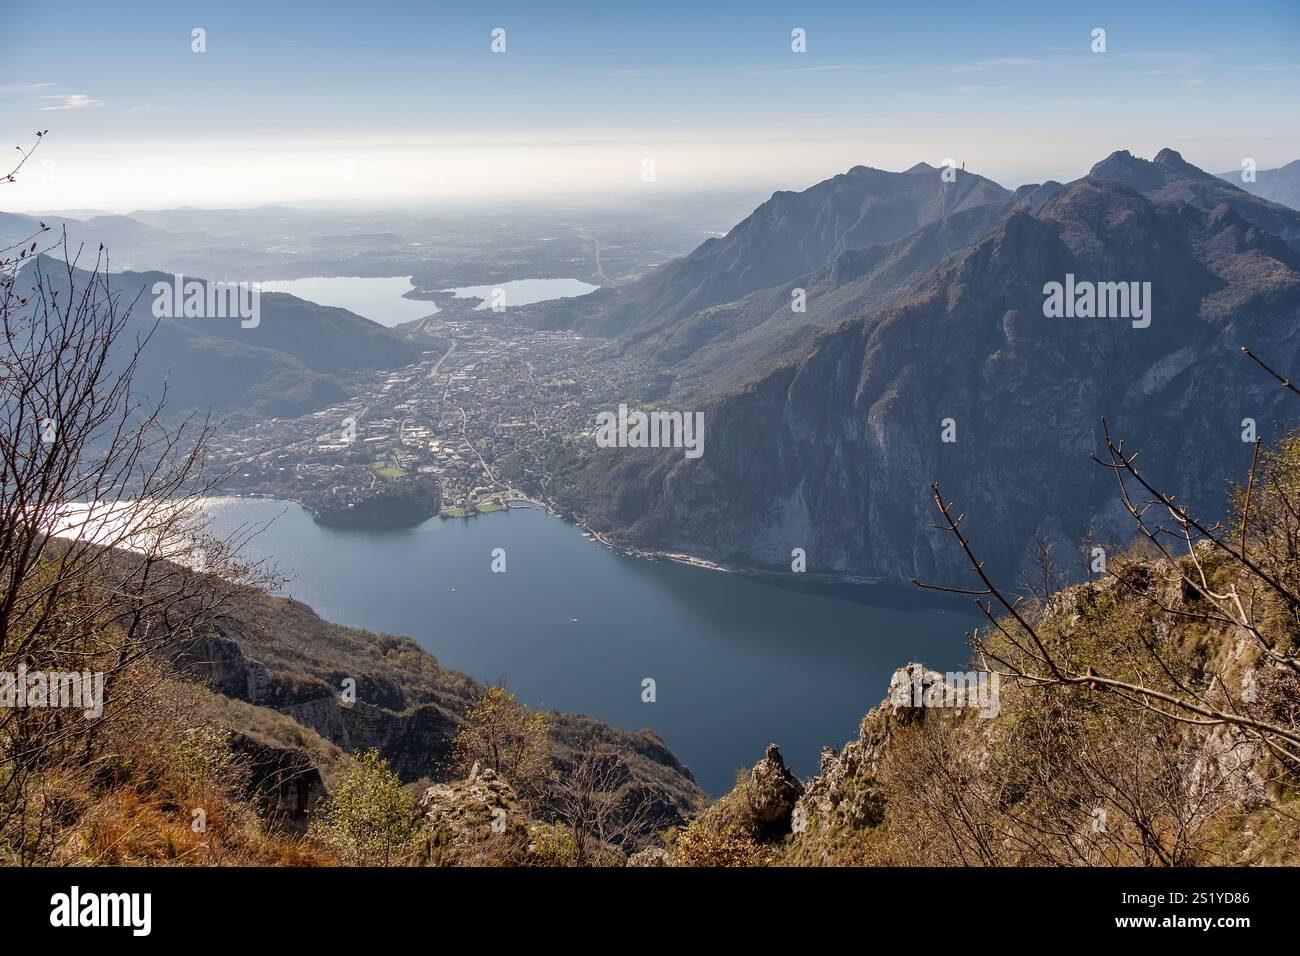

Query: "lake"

xmin=258 ymin=276 xmax=438 ymax=327
xmin=258 ymin=275 xmax=599 ymax=326
xmin=445 ymin=277 xmax=599 ymax=310
xmin=202 ymin=498 xmax=974 ymax=795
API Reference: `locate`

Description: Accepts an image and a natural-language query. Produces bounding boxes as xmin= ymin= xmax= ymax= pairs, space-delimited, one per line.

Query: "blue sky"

xmin=2 ymin=0 xmax=1297 ymax=209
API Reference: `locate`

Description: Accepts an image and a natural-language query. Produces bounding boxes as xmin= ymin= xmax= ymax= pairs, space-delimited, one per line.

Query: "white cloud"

xmin=38 ymin=94 xmax=106 ymax=111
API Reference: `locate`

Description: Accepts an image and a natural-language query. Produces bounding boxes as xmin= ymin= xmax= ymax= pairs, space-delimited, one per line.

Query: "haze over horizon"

xmin=2 ymin=0 xmax=1297 ymax=212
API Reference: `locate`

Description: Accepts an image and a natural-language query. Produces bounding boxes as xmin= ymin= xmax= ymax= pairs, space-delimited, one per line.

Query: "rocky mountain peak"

xmin=1088 ymin=148 xmax=1173 ymax=191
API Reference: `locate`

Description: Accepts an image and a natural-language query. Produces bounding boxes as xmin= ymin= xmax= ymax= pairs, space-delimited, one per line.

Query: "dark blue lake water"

xmin=204 ymin=498 xmax=974 ymax=795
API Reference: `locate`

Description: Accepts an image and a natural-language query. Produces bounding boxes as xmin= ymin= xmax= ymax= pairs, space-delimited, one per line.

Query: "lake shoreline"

xmin=197 ymin=495 xmax=975 ymax=794
xmin=257 ymin=274 xmax=600 ymax=326
xmin=508 ymin=494 xmax=973 ymax=613
xmin=217 ymin=490 xmax=967 ymax=613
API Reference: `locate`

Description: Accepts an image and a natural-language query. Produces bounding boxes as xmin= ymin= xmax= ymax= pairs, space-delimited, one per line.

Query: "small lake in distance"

xmin=445 ymin=277 xmax=599 ymax=310
xmin=258 ymin=276 xmax=437 ymax=327
xmin=258 ymin=275 xmax=599 ymax=326
xmin=203 ymin=498 xmax=975 ymax=795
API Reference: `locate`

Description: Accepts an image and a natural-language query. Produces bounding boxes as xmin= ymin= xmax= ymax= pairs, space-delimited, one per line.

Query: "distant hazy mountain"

xmin=1217 ymin=159 xmax=1300 ymax=211
xmin=15 ymin=257 xmax=418 ymax=424
xmin=0 ymin=208 xmax=239 ymax=277
xmin=568 ymin=150 xmax=1300 ymax=586
xmin=0 ymin=211 xmax=42 ymax=245
xmin=537 ymin=163 xmax=1010 ymax=340
xmin=126 ymin=205 xmax=316 ymax=236
xmin=1 ymin=209 xmax=187 ymax=250
xmin=28 ymin=208 xmax=119 ymax=220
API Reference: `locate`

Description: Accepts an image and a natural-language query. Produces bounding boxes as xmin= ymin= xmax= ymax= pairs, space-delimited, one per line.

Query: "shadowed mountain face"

xmin=537 ymin=163 xmax=1010 ymax=341
xmin=638 ymin=191 xmax=1032 ymax=402
xmin=15 ymin=258 xmax=419 ymax=425
xmin=568 ymin=152 xmax=1300 ymax=586
xmin=1219 ymin=159 xmax=1300 ymax=212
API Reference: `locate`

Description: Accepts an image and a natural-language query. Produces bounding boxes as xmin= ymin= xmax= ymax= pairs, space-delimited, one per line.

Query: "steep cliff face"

xmin=165 ymin=591 xmax=704 ymax=827
xmin=170 ymin=630 xmax=468 ymax=779
xmin=227 ymin=731 xmax=329 ymax=828
xmin=574 ymin=167 xmax=1300 ymax=586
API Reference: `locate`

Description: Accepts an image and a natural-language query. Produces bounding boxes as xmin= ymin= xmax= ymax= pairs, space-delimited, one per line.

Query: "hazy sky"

xmin=2 ymin=0 xmax=1297 ymax=211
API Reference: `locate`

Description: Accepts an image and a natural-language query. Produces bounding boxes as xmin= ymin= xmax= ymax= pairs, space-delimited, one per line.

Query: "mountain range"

xmin=17 ymin=147 xmax=1300 ymax=588
xmin=1218 ymin=159 xmax=1300 ymax=211
xmin=14 ymin=255 xmax=419 ymax=425
xmin=547 ymin=149 xmax=1300 ymax=586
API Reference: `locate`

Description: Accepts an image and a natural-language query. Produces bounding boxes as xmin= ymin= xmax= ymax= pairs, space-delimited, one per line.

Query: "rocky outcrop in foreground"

xmin=419 ymin=764 xmax=528 ymax=862
xmin=666 ymin=548 xmax=1299 ymax=865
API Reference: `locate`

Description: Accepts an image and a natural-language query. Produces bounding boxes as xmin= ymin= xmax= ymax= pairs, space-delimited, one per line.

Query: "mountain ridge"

xmin=1217 ymin=158 xmax=1300 ymax=211
xmin=531 ymin=162 xmax=1011 ymax=342
xmin=562 ymin=150 xmax=1300 ymax=586
xmin=14 ymin=255 xmax=420 ymax=424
